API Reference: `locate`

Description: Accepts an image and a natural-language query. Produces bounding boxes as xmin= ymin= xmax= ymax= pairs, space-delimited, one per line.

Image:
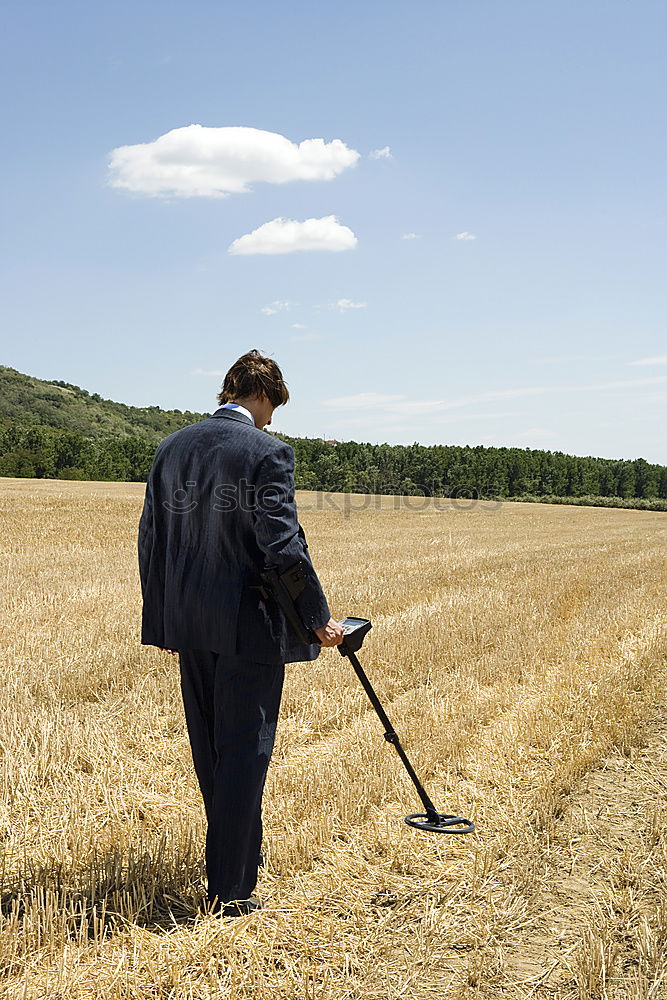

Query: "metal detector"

xmin=254 ymin=562 xmax=475 ymax=836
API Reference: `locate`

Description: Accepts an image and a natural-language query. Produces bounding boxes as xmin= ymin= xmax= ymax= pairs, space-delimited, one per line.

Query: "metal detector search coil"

xmin=254 ymin=564 xmax=475 ymax=836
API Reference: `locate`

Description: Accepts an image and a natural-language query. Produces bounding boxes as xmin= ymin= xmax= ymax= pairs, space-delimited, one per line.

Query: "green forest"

xmin=1 ymin=365 xmax=666 ymax=510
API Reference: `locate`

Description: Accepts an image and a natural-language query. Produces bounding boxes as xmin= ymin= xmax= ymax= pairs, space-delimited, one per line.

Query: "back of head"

xmin=217 ymin=349 xmax=290 ymax=408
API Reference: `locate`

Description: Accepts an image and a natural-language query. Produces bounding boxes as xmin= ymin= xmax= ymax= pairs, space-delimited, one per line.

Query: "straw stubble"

xmin=0 ymin=478 xmax=665 ymax=998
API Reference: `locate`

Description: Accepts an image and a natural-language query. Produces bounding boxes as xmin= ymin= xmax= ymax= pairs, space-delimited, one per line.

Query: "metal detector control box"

xmin=338 ymin=617 xmax=372 ymax=655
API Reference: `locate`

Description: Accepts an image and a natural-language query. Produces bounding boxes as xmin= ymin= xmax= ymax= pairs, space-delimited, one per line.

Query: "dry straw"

xmin=0 ymin=478 xmax=665 ymax=997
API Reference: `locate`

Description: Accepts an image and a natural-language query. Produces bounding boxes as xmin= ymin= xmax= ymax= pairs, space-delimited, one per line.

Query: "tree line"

xmin=0 ymin=425 xmax=155 ymax=482
xmin=1 ymin=422 xmax=666 ymax=509
xmin=284 ymin=435 xmax=667 ymax=503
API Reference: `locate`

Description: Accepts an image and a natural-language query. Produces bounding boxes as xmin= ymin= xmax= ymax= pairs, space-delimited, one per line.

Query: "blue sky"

xmin=1 ymin=0 xmax=665 ymax=462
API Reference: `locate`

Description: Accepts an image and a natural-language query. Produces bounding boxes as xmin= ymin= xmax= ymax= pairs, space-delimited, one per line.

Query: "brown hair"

xmin=216 ymin=349 xmax=290 ymax=408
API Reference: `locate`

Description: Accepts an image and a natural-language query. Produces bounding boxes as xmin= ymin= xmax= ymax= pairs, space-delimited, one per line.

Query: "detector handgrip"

xmin=254 ymin=562 xmax=319 ymax=645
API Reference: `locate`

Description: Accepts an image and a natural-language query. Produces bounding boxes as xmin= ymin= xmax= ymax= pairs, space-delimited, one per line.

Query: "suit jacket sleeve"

xmin=138 ymin=477 xmax=154 ymax=595
xmin=252 ymin=442 xmax=331 ymax=632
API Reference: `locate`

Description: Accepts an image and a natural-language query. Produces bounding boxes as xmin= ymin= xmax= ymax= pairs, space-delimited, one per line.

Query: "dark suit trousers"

xmin=178 ymin=649 xmax=285 ymax=904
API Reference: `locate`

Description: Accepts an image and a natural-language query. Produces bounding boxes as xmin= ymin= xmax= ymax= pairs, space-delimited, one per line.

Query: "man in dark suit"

xmin=138 ymin=349 xmax=343 ymax=916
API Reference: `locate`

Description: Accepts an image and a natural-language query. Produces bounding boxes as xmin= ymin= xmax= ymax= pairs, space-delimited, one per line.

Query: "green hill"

xmin=0 ymin=365 xmax=207 ymax=444
xmin=1 ymin=364 xmax=666 ymax=509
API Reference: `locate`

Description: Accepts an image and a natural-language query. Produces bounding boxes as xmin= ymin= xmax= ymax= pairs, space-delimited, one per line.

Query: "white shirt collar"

xmin=219 ymin=402 xmax=255 ymax=426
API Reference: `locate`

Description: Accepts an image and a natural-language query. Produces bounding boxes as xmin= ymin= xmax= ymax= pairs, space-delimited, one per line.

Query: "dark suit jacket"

xmin=138 ymin=407 xmax=330 ymax=663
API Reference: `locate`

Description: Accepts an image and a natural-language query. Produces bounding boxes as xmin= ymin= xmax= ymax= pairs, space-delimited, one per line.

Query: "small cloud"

xmin=191 ymin=368 xmax=225 ymax=376
xmin=108 ymin=125 xmax=360 ymax=198
xmin=401 ymin=232 xmax=420 ymax=240
xmin=260 ymin=300 xmax=290 ymax=315
xmin=455 ymin=232 xmax=476 ymax=241
xmin=229 ymin=216 xmax=357 ymax=255
xmin=332 ymin=298 xmax=367 ymax=311
xmin=291 ymin=322 xmax=308 ymax=329
xmin=369 ymin=146 xmax=393 ymax=160
xmin=629 ymin=354 xmax=667 ymax=366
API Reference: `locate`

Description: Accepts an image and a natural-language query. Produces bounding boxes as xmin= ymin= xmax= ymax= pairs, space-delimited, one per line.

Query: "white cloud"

xmin=629 ymin=354 xmax=667 ymax=366
xmin=401 ymin=232 xmax=420 ymax=240
xmin=444 ymin=375 xmax=667 ymax=409
xmin=191 ymin=368 xmax=225 ymax=376
xmin=455 ymin=232 xmax=476 ymax=241
xmin=332 ymin=298 xmax=367 ymax=311
xmin=324 ymin=376 xmax=667 ymax=414
xmin=425 ymin=375 xmax=667 ymax=413
xmin=228 ymin=216 xmax=357 ymax=255
xmin=260 ymin=300 xmax=290 ymax=315
xmin=369 ymin=146 xmax=393 ymax=160
xmin=291 ymin=322 xmax=308 ymax=329
xmin=324 ymin=392 xmax=406 ymax=409
xmin=324 ymin=393 xmax=447 ymax=416
xmin=108 ymin=125 xmax=360 ymax=198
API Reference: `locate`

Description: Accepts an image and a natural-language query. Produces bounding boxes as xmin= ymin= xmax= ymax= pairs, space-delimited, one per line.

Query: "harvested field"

xmin=0 ymin=476 xmax=666 ymax=998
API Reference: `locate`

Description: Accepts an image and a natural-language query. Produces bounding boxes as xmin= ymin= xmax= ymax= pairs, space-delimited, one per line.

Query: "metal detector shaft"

xmin=344 ymin=648 xmax=440 ymax=822
xmin=341 ymin=645 xmax=475 ymax=835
